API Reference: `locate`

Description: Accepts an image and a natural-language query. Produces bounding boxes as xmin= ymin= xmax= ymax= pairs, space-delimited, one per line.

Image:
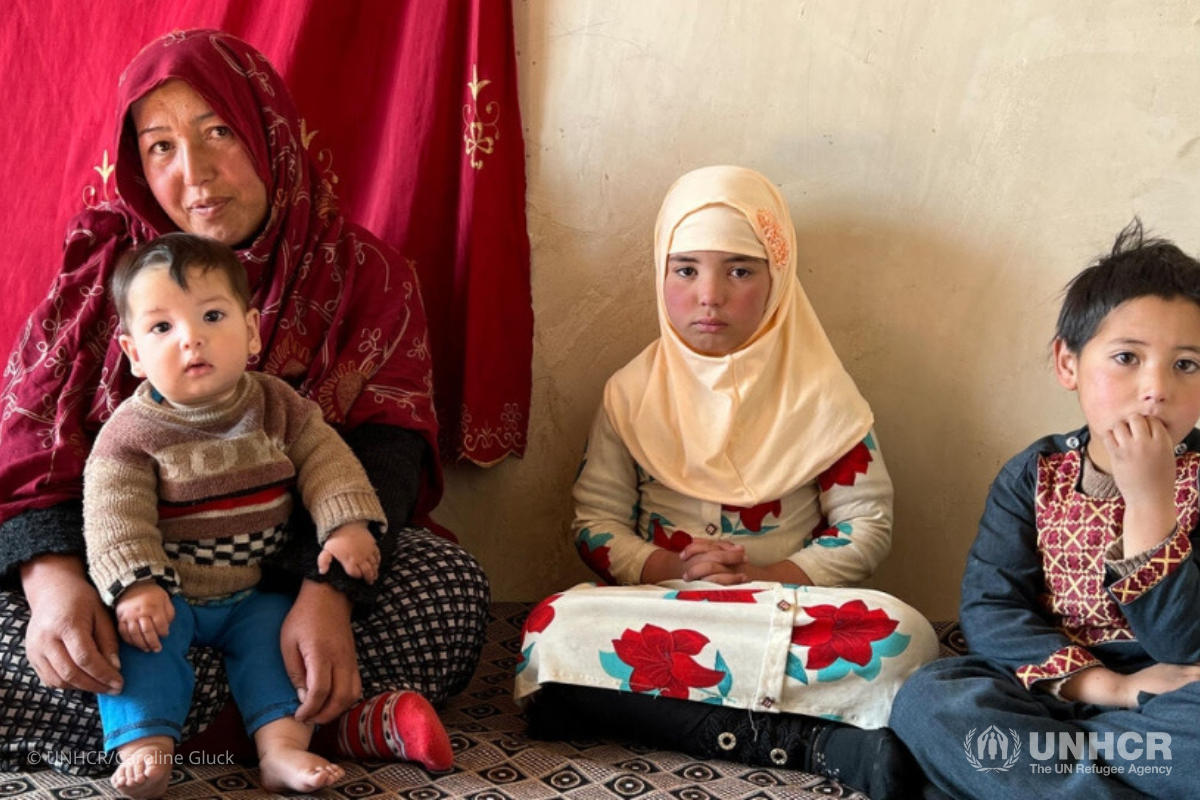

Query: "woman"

xmin=0 ymin=29 xmax=489 ymax=774
xmin=517 ymin=166 xmax=936 ymax=800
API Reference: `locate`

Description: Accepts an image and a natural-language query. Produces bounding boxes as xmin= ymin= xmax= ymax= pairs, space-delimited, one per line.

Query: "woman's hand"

xmin=281 ymin=579 xmax=361 ymax=724
xmin=20 ymin=553 xmax=123 ymax=694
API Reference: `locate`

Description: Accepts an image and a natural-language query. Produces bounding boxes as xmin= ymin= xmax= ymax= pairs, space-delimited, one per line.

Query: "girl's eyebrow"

xmin=666 ymin=254 xmax=765 ymax=263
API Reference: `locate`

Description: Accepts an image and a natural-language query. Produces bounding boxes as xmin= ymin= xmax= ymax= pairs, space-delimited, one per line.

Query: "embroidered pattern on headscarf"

xmin=0 ymin=29 xmax=441 ymax=525
xmin=756 ymin=208 xmax=789 ymax=268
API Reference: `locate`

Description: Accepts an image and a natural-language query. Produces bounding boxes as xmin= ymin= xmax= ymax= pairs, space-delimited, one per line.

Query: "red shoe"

xmin=336 ymin=691 xmax=453 ymax=772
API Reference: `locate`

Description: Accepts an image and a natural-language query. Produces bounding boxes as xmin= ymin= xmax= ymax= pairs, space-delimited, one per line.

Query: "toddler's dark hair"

xmin=113 ymin=232 xmax=251 ymax=329
xmin=1055 ymin=219 xmax=1200 ymax=352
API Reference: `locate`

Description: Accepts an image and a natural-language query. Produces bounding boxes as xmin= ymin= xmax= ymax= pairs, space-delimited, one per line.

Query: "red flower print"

xmin=674 ymin=589 xmax=764 ymax=603
xmin=523 ymin=593 xmax=560 ymax=636
xmin=722 ymin=500 xmax=783 ymax=532
xmin=650 ymin=516 xmax=693 ymax=552
xmin=577 ymin=539 xmax=616 ymax=585
xmin=791 ymin=600 xmax=899 ymax=670
xmin=817 ymin=442 xmax=873 ymax=492
xmin=612 ymin=624 xmax=726 ymax=698
xmin=811 ymin=519 xmax=840 ymax=541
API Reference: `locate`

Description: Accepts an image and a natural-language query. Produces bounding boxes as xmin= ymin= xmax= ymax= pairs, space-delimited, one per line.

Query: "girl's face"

xmin=1054 ymin=295 xmax=1200 ymax=472
xmin=131 ymin=80 xmax=269 ymax=247
xmin=664 ymin=250 xmax=771 ymax=356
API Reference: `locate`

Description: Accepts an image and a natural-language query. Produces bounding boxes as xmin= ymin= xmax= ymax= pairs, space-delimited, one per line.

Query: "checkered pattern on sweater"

xmin=164 ymin=526 xmax=285 ymax=567
xmin=103 ymin=562 xmax=180 ymax=607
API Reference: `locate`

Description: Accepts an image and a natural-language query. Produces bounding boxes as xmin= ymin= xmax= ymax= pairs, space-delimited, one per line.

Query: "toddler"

xmin=85 ymin=232 xmax=387 ymax=797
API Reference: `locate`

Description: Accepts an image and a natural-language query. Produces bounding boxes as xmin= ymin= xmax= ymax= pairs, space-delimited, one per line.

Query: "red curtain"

xmin=0 ymin=0 xmax=532 ymax=466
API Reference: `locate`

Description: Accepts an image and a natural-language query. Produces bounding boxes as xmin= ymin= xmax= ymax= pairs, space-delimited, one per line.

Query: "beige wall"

xmin=432 ymin=0 xmax=1200 ymax=620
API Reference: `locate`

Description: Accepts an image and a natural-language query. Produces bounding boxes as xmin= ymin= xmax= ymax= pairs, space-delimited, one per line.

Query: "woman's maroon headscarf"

xmin=0 ymin=29 xmax=441 ymax=525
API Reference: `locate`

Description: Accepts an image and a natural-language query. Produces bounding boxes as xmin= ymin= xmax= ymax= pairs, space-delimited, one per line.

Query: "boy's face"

xmin=1054 ymin=295 xmax=1200 ymax=467
xmin=118 ymin=264 xmax=260 ymax=407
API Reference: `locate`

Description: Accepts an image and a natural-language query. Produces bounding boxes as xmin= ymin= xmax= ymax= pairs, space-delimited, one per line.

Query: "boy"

xmin=85 ymin=232 xmax=385 ymax=798
xmin=891 ymin=221 xmax=1200 ymax=799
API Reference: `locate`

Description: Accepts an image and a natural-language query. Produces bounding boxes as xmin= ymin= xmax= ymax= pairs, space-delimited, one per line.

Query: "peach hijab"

xmin=603 ymin=165 xmax=873 ymax=506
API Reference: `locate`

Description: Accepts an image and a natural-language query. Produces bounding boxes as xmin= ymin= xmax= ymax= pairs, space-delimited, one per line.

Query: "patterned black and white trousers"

xmin=0 ymin=528 xmax=490 ymax=776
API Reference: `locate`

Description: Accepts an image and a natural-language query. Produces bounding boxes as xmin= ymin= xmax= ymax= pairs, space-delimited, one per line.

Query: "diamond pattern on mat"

xmin=0 ymin=603 xmax=960 ymax=799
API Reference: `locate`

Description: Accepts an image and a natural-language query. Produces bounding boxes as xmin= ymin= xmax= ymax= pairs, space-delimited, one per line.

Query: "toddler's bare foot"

xmin=259 ymin=747 xmax=345 ymax=794
xmin=112 ymin=737 xmax=174 ymax=799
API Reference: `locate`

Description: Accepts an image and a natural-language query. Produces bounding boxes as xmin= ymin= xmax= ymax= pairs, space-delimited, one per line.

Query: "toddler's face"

xmin=118 ymin=264 xmax=261 ymax=407
xmin=663 ymin=250 xmax=771 ymax=356
xmin=1055 ymin=295 xmax=1200 ymax=462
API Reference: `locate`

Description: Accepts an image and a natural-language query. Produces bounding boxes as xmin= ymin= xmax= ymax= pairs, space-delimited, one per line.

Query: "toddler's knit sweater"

xmin=83 ymin=372 xmax=386 ymax=603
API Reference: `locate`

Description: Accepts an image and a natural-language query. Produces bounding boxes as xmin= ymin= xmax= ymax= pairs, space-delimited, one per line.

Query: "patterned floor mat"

xmin=0 ymin=603 xmax=965 ymax=799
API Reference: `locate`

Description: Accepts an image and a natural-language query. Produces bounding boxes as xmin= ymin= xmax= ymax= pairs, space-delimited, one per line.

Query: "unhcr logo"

xmin=963 ymin=727 xmax=1174 ymax=776
xmin=964 ymin=726 xmax=1022 ymax=772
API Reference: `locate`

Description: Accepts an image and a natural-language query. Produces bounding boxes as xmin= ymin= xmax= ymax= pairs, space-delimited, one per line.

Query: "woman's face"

xmin=663 ymin=250 xmax=771 ymax=356
xmin=130 ymin=80 xmax=269 ymax=247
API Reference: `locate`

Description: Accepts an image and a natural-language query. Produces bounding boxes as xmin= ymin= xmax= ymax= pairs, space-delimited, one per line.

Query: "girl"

xmin=516 ymin=166 xmax=937 ymax=800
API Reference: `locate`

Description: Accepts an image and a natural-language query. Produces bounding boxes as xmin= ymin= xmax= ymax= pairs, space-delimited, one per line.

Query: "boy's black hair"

xmin=1055 ymin=219 xmax=1200 ymax=353
xmin=113 ymin=232 xmax=252 ymax=329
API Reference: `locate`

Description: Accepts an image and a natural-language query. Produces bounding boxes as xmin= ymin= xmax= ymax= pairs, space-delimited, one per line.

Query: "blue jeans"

xmin=891 ymin=655 xmax=1199 ymax=800
xmin=98 ymin=590 xmax=299 ymax=751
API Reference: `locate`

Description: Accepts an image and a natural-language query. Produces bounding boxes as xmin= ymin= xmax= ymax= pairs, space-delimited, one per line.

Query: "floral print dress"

xmin=515 ymin=413 xmax=938 ymax=729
